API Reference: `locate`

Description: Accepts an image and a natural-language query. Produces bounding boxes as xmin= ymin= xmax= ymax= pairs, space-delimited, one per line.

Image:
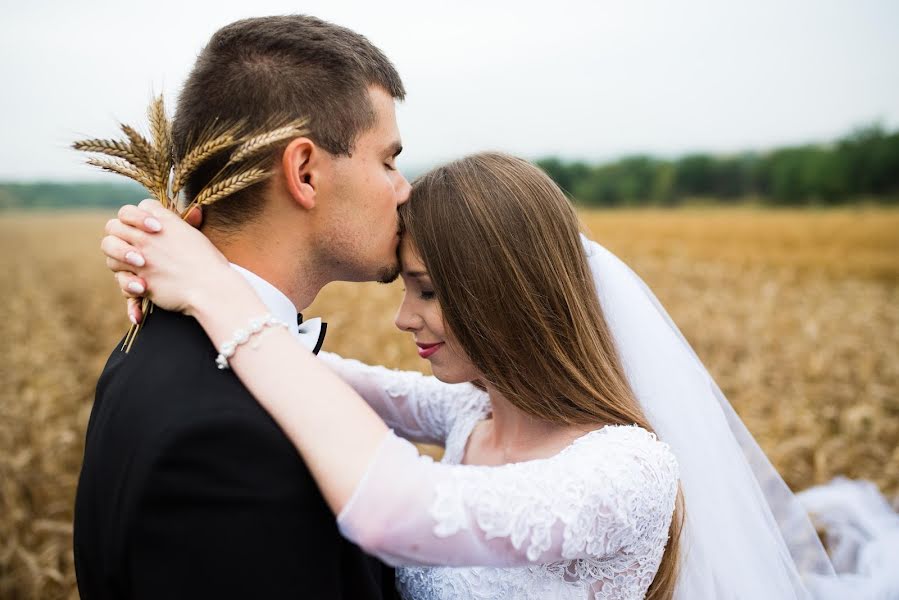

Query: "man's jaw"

xmin=377 ymin=262 xmax=401 ymax=284
xmin=376 ymin=230 xmax=403 ymax=284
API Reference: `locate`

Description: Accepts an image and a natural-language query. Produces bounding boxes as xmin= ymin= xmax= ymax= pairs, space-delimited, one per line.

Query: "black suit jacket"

xmin=74 ymin=308 xmax=397 ymax=600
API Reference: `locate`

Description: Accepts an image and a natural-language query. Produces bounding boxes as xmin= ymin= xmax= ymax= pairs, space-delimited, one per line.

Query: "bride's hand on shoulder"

xmin=101 ymin=199 xmax=236 ymax=319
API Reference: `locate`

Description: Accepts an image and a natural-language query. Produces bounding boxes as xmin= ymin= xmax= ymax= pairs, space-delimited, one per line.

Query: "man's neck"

xmin=207 ymin=228 xmax=327 ymax=312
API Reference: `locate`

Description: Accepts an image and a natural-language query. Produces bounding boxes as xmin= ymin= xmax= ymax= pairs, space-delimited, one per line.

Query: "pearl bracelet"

xmin=215 ymin=313 xmax=290 ymax=370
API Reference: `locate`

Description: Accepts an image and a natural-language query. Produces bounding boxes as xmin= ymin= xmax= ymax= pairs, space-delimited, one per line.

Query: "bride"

xmin=101 ymin=152 xmax=870 ymax=598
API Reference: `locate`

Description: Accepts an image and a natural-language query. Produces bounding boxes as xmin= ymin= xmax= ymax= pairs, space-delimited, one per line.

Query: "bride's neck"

xmin=482 ymin=385 xmax=569 ymax=456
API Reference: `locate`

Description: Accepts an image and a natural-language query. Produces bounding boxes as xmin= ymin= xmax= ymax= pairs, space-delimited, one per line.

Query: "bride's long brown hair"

xmin=399 ymin=152 xmax=685 ymax=599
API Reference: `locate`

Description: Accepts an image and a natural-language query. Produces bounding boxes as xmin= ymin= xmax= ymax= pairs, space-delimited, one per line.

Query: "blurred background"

xmin=1 ymin=1 xmax=898 ymax=598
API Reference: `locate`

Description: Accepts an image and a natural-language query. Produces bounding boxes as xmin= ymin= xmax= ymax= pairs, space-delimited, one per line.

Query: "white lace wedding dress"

xmin=320 ymin=352 xmax=680 ymax=600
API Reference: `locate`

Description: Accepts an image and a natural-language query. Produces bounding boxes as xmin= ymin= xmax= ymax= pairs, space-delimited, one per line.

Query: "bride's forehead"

xmin=399 ymin=237 xmax=425 ymax=270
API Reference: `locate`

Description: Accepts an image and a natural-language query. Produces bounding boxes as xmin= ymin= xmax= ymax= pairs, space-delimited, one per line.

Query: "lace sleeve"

xmin=337 ymin=425 xmax=679 ymax=569
xmin=318 ymin=352 xmax=486 ymax=445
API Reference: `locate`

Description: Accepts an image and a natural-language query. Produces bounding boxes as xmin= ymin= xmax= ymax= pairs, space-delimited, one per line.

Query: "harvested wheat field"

xmin=1 ymin=207 xmax=898 ymax=599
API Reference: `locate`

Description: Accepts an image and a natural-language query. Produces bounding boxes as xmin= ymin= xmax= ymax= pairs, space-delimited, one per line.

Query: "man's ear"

xmin=282 ymin=137 xmax=318 ymax=210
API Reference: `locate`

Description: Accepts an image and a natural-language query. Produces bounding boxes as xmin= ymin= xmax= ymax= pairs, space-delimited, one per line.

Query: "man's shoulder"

xmin=92 ymin=307 xmax=281 ymax=443
xmin=121 ymin=307 xmax=220 ymax=372
xmin=82 ymin=309 xmax=309 ymax=516
xmin=104 ymin=308 xmax=242 ymax=394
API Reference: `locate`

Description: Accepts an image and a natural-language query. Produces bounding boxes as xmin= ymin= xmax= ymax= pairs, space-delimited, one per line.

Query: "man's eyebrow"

xmin=388 ymin=142 xmax=403 ymax=158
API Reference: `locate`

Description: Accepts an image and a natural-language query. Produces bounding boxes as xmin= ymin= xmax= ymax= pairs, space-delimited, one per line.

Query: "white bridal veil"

xmin=581 ymin=235 xmax=889 ymax=599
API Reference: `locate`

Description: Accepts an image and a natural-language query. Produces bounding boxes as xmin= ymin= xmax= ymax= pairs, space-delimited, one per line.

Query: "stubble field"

xmin=1 ymin=207 xmax=898 ymax=599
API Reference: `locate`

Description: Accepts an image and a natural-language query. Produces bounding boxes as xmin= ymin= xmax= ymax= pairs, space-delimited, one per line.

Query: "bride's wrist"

xmin=185 ymin=268 xmax=263 ymax=331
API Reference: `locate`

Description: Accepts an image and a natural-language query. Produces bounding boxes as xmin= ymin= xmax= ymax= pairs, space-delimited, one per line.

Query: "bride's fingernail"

xmin=144 ymin=217 xmax=162 ymax=232
xmin=129 ymin=313 xmax=138 ymax=325
xmin=125 ymin=251 xmax=145 ymax=267
xmin=127 ymin=281 xmax=145 ymax=294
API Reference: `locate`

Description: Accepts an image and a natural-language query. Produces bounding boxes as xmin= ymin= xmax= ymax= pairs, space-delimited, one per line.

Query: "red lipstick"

xmin=416 ymin=341 xmax=444 ymax=359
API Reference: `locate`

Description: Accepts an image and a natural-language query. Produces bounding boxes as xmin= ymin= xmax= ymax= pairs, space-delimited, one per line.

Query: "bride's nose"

xmin=394 ymin=301 xmax=422 ymax=333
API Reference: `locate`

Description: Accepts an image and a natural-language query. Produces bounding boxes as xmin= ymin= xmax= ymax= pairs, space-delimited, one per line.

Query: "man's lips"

xmin=416 ymin=342 xmax=444 ymax=359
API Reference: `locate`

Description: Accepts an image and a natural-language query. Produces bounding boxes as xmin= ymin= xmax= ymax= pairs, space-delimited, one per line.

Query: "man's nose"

xmin=396 ymin=173 xmax=412 ymax=206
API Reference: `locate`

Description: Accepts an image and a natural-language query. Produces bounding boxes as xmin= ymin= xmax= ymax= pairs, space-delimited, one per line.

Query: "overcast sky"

xmin=2 ymin=0 xmax=897 ymax=181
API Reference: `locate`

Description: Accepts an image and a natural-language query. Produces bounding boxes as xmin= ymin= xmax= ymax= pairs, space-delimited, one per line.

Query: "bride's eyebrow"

xmin=404 ymin=270 xmax=428 ymax=278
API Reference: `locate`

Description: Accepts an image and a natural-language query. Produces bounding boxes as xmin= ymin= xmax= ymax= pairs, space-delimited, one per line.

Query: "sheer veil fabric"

xmin=580 ymin=235 xmax=865 ymax=598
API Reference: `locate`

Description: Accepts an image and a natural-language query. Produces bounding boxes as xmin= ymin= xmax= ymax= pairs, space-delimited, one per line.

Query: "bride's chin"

xmin=429 ymin=364 xmax=476 ymax=386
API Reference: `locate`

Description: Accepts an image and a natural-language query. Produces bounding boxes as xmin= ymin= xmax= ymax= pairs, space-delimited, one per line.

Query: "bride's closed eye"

xmin=401 ymin=286 xmax=436 ymax=301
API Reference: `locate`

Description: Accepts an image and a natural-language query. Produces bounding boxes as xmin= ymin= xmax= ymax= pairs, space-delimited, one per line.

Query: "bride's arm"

xmin=318 ymin=352 xmax=484 ymax=445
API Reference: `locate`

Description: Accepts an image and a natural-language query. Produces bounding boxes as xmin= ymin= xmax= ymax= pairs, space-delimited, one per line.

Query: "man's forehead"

xmin=360 ymin=88 xmax=402 ymax=150
xmin=369 ymin=86 xmax=397 ymax=116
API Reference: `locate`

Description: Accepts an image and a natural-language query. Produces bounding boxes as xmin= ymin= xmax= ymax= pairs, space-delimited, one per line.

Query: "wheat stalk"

xmin=193 ymin=168 xmax=270 ymax=207
xmin=74 ymin=93 xmax=312 ymax=350
xmin=228 ymin=119 xmax=309 ymax=165
xmin=119 ymin=125 xmax=157 ymax=173
xmin=72 ymin=139 xmax=147 ymax=167
xmin=178 ymin=118 xmax=308 ymax=219
xmin=85 ymin=158 xmax=155 ymax=191
xmin=148 ymin=97 xmax=171 ymax=165
xmin=147 ymin=97 xmax=173 ymax=204
xmin=171 ymin=129 xmax=242 ymax=199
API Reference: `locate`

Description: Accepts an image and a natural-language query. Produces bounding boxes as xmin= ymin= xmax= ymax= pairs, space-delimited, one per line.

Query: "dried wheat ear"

xmin=73 ymin=94 xmax=309 ymax=349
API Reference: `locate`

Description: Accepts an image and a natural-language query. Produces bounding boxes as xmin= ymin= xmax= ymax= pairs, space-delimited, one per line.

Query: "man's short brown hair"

xmin=173 ymin=15 xmax=405 ymax=229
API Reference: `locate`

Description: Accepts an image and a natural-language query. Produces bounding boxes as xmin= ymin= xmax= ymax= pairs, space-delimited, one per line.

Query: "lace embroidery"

xmin=323 ymin=353 xmax=680 ymax=598
xmin=319 ymin=352 xmax=485 ymax=444
xmin=399 ymin=419 xmax=679 ymax=600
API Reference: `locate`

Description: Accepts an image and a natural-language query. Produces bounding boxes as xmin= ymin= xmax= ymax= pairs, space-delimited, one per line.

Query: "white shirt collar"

xmin=229 ymin=263 xmax=299 ymax=338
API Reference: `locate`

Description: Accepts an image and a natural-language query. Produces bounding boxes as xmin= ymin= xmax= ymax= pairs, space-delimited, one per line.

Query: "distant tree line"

xmin=0 ymin=182 xmax=146 ymax=211
xmin=3 ymin=124 xmax=898 ymax=210
xmin=537 ymin=124 xmax=899 ymax=206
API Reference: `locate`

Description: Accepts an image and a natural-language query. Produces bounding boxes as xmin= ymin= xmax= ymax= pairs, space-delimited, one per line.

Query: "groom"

xmin=74 ymin=16 xmax=409 ymax=599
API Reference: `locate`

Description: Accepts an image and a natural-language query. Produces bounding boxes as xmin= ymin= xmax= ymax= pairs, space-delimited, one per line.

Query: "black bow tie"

xmin=297 ymin=313 xmax=327 ymax=355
